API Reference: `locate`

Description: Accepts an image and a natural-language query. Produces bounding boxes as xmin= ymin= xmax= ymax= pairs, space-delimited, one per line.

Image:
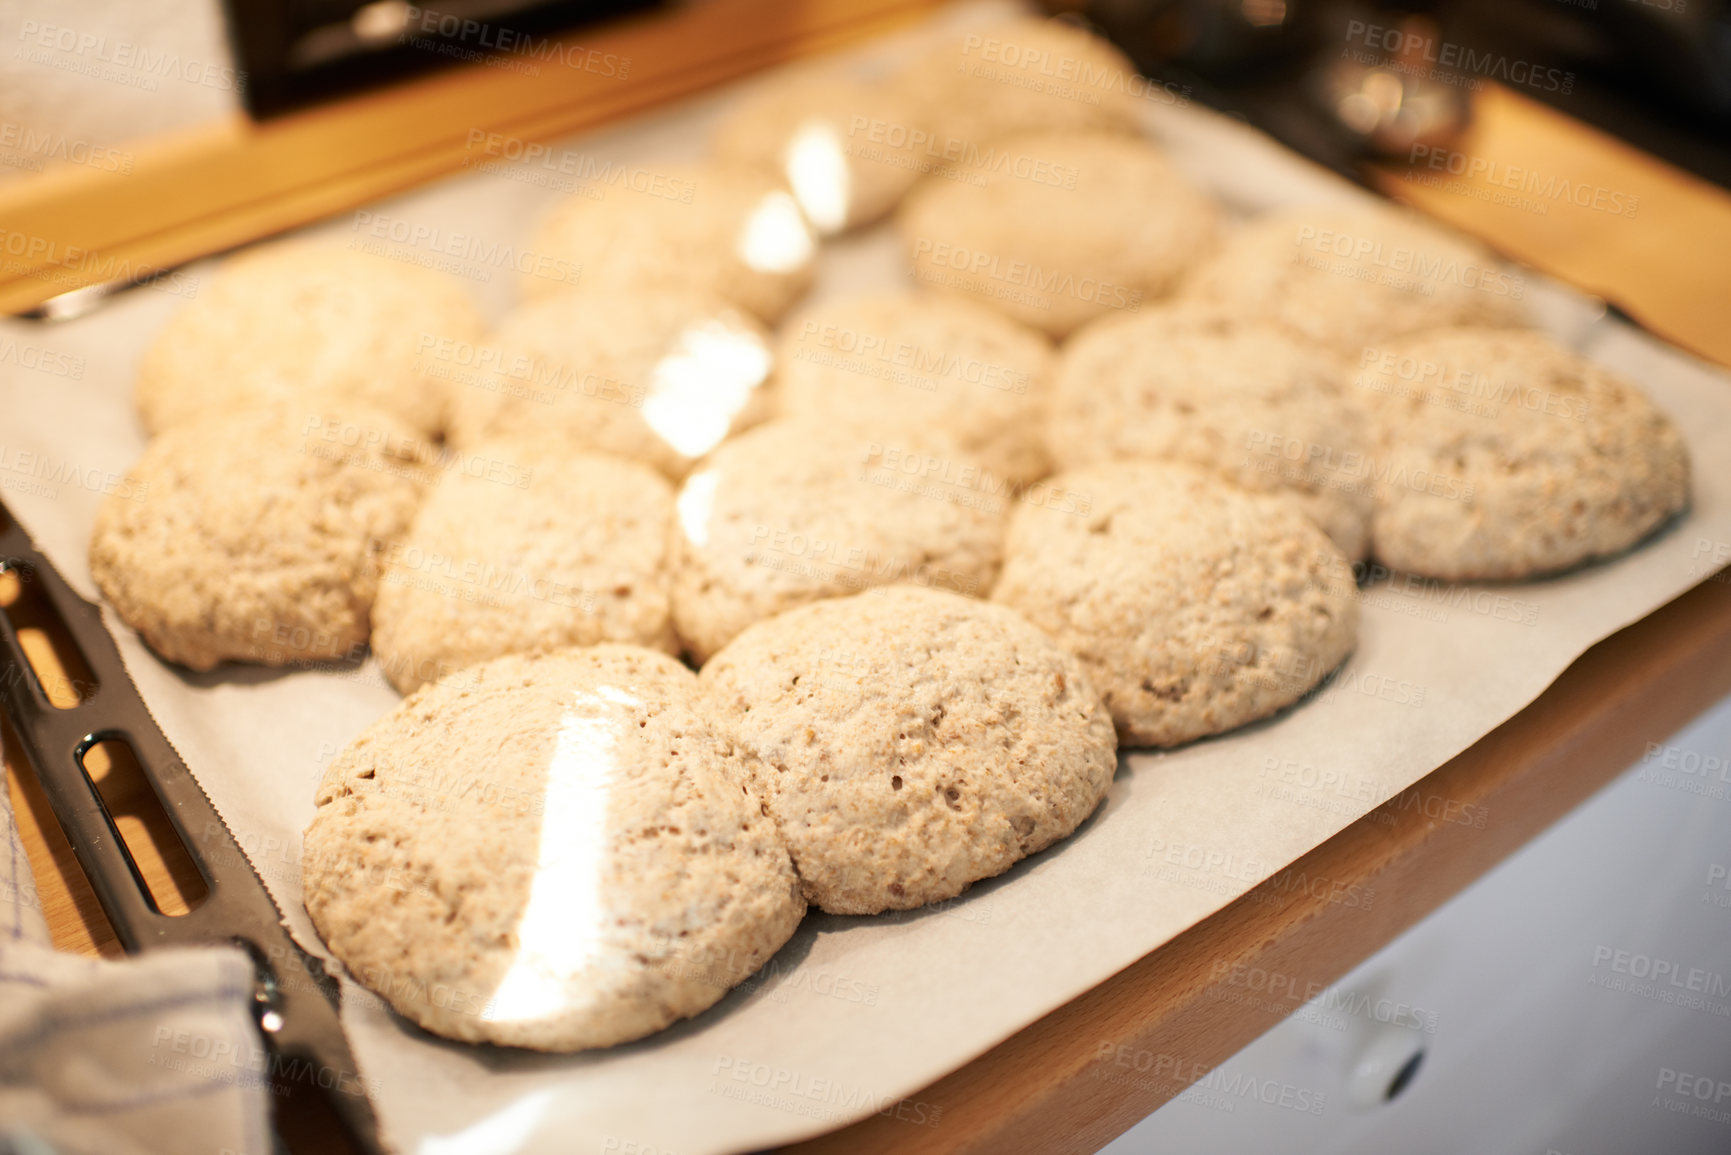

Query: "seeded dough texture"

xmin=1180 ymin=205 xmax=1525 ymax=357
xmin=303 ymin=646 xmax=805 ymax=1051
xmin=671 ymin=420 xmax=1006 ymax=663
xmin=1051 ymin=308 xmax=1373 ymax=557
xmin=88 ymin=406 xmax=426 ymax=671
xmin=135 ymin=240 xmax=485 ymax=437
xmin=1355 ymin=327 xmax=1690 ymax=579
xmin=893 ymin=16 xmax=1142 ymax=148
xmin=992 ymin=461 xmax=1359 ymax=746
xmin=369 ymin=444 xmax=678 ymax=693
xmin=713 ymin=74 xmax=930 ymax=234
xmin=522 ymin=160 xmax=816 ymax=323
xmin=775 ymin=291 xmax=1055 ymax=483
xmin=447 ymin=289 xmax=775 ymax=479
xmin=900 ymin=130 xmax=1219 ymax=338
xmin=700 ymin=586 xmax=1118 ymax=914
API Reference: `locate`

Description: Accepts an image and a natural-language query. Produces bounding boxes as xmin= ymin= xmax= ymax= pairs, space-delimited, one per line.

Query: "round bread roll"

xmin=714 ymin=73 xmax=930 ymax=234
xmin=1051 ymin=306 xmax=1374 ymax=557
xmin=775 ymin=290 xmax=1055 ymax=484
xmin=899 ymin=130 xmax=1219 ymax=338
xmin=893 ymin=16 xmax=1144 ymax=148
xmin=1354 ymin=327 xmax=1690 ymax=579
xmin=370 ymin=443 xmax=678 ymax=694
xmin=991 ymin=461 xmax=1359 ymax=746
xmin=304 ymin=645 xmax=806 ymax=1051
xmin=136 ymin=240 xmax=485 ymax=438
xmin=671 ymin=420 xmax=1007 ymax=662
xmin=89 ymin=406 xmax=427 ymax=670
xmin=522 ymin=160 xmax=817 ymax=323
xmin=700 ymin=585 xmax=1118 ymax=915
xmin=447 ymin=289 xmax=775 ymax=479
xmin=1180 ymin=204 xmax=1526 ymax=358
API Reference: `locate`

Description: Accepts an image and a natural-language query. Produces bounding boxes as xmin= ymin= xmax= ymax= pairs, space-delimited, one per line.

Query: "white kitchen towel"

xmin=0 ymin=728 xmax=272 ymax=1155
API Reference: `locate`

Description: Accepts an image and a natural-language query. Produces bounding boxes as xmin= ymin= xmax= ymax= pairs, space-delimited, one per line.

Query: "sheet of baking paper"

xmin=2 ymin=4 xmax=1728 ymax=1153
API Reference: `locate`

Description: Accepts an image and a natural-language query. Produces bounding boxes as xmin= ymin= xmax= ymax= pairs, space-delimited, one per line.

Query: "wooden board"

xmin=1368 ymin=84 xmax=1731 ymax=369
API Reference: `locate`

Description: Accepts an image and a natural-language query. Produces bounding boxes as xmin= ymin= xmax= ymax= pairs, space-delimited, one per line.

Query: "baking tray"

xmin=2 ymin=5 xmax=1729 ymax=1152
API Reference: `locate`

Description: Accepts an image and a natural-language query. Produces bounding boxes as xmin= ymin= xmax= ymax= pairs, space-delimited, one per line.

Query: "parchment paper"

xmin=2 ymin=5 xmax=1729 ymax=1153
